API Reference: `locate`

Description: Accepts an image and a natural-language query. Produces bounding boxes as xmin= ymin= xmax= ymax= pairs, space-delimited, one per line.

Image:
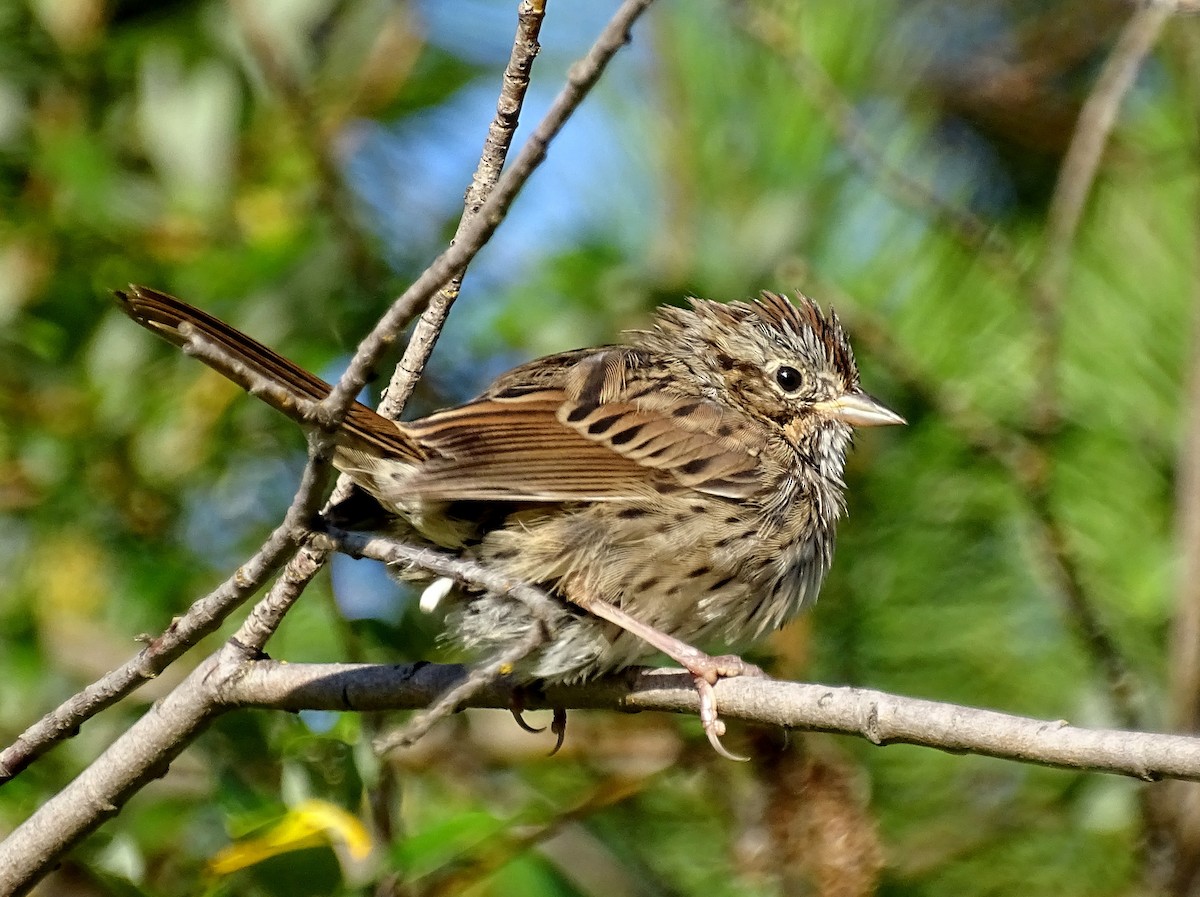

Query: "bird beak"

xmin=820 ymin=390 xmax=906 ymax=427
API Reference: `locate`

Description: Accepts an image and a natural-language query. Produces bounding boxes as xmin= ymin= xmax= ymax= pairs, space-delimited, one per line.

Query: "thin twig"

xmin=1041 ymin=0 xmax=1177 ymax=296
xmin=320 ymin=527 xmax=558 ymax=750
xmin=0 ymin=0 xmax=657 ymax=794
xmin=373 ymin=626 xmax=547 ymax=754
xmin=1018 ymin=1 xmax=1176 ymax=728
xmin=320 ymin=528 xmax=562 ymax=621
xmin=1032 ymin=0 xmax=1176 ymax=431
xmin=232 ymin=543 xmax=329 ymax=656
xmin=322 ymin=527 xmax=564 ymax=750
xmin=380 ymin=0 xmax=548 ymax=418
xmin=322 ymin=0 xmax=658 ymax=424
xmin=735 ymin=5 xmax=1011 ymax=262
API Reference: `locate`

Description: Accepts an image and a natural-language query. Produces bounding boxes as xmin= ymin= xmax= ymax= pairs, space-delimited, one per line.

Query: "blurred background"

xmin=2 ymin=0 xmax=1198 ymax=894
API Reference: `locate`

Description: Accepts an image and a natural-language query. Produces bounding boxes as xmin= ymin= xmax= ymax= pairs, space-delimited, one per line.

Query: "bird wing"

xmin=389 ymin=349 xmax=761 ymax=502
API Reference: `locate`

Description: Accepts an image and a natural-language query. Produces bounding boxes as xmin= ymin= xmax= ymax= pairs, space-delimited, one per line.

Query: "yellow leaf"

xmin=208 ymin=799 xmax=373 ymax=876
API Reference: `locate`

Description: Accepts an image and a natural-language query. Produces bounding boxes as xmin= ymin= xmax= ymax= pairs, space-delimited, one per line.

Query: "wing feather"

xmin=375 ymin=349 xmax=763 ymax=503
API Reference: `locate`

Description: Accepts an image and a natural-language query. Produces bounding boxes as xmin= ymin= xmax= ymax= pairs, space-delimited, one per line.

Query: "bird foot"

xmin=568 ymin=589 xmax=763 ymax=760
xmin=509 ymin=687 xmax=568 ymax=755
xmin=688 ymin=653 xmax=765 ymax=684
xmin=682 ymin=655 xmax=764 ymax=761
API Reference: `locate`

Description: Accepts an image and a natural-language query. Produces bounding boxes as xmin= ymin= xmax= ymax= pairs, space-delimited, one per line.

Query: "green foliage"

xmin=2 ymin=0 xmax=1195 ymax=894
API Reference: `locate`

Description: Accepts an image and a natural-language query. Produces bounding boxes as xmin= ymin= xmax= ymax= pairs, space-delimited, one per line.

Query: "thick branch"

xmin=0 ymin=652 xmax=226 ymax=897
xmin=0 ymin=519 xmax=298 ymax=785
xmin=218 ymin=661 xmax=1200 ymax=783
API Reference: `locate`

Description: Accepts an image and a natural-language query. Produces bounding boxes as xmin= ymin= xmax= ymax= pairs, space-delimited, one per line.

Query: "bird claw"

xmin=549 ymin=707 xmax=567 ymax=756
xmin=510 ymin=689 xmax=568 ymax=754
xmin=510 ymin=706 xmax=545 ymax=734
xmin=693 ymin=675 xmax=749 ymax=762
xmin=564 ymin=588 xmax=761 ymax=760
xmin=697 ymin=654 xmax=765 ymax=682
xmin=509 ymin=688 xmax=545 ymax=733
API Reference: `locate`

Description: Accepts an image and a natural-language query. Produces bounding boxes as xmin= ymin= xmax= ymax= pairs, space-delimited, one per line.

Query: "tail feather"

xmin=115 ymin=285 xmax=422 ymax=461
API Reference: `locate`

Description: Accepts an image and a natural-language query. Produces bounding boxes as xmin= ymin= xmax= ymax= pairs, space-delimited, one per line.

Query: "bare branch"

xmin=0 ymin=522 xmax=298 ymax=786
xmin=324 ymin=0 xmax=658 ymax=424
xmin=381 ymin=0 xmax=548 ymax=417
xmin=1042 ymin=0 xmax=1177 ymax=293
xmin=1031 ymin=0 xmax=1176 ymax=433
xmin=215 ymin=661 xmax=1200 ymax=783
xmin=0 ymin=0 xmax=659 ymax=791
xmin=232 ymin=543 xmax=328 ymax=656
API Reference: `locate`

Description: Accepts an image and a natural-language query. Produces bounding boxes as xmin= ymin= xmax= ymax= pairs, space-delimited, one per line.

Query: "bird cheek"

xmin=782 ymin=416 xmax=812 ymax=446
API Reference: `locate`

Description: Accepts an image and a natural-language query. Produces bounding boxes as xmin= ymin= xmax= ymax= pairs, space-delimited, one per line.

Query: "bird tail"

xmin=114 ymin=285 xmax=422 ymax=461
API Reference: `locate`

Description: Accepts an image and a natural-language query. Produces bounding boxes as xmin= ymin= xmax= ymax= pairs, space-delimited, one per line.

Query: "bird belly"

xmin=444 ymin=496 xmax=828 ymax=681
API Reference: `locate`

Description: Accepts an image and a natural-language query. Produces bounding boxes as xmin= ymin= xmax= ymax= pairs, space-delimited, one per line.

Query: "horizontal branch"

xmin=220 ymin=660 xmax=1200 ymax=783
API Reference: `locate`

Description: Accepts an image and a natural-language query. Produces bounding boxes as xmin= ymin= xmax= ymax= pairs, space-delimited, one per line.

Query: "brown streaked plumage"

xmin=115 ymin=285 xmax=903 ymax=758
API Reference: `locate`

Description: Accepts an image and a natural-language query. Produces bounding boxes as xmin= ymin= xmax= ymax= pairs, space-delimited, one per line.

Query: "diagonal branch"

xmin=322 ymin=0 xmax=658 ymax=425
xmin=1041 ymin=0 xmax=1178 ymax=296
xmin=0 ymin=520 xmax=297 ymax=784
xmin=0 ymin=0 xmax=659 ymax=791
xmin=380 ymin=0 xmax=548 ymax=417
xmin=734 ymin=4 xmax=1012 ymax=263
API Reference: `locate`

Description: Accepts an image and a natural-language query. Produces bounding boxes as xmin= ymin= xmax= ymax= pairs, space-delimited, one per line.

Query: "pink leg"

xmin=571 ymin=591 xmax=765 ymax=760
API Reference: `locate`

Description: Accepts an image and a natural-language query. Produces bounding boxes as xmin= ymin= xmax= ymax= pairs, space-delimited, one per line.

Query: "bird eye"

xmin=775 ymin=365 xmax=803 ymax=394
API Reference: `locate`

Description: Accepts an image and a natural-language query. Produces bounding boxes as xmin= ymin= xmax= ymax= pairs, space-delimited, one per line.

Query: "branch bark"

xmin=8 ymin=649 xmax=1200 ymax=897
xmin=0 ymin=0 xmax=655 ymax=790
xmin=380 ymin=0 xmax=548 ymax=417
xmin=0 ymin=3 xmax=664 ymax=892
xmin=216 ymin=661 xmax=1200 ymax=783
